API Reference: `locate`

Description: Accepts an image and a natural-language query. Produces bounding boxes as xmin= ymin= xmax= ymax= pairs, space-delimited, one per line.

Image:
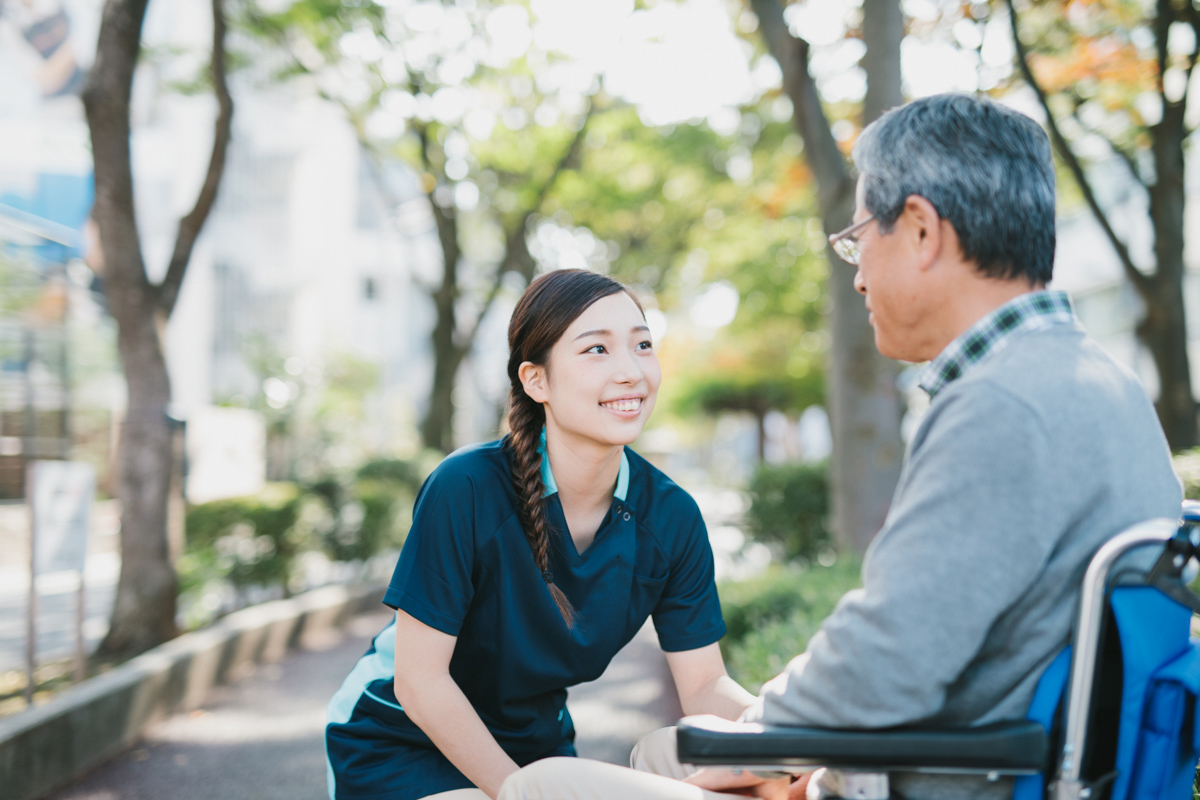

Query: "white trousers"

xmin=497 ymin=727 xmax=740 ymax=800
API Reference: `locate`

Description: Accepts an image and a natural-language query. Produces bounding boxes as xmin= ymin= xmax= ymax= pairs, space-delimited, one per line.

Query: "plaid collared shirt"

xmin=918 ymin=290 xmax=1079 ymax=398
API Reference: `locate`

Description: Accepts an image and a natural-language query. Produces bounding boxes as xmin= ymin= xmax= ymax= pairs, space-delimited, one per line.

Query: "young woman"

xmin=325 ymin=269 xmax=754 ymax=800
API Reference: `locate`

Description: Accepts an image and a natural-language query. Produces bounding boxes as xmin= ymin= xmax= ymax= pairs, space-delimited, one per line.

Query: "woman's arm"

xmin=392 ymin=609 xmax=520 ymax=799
xmin=664 ymin=642 xmax=756 ymax=719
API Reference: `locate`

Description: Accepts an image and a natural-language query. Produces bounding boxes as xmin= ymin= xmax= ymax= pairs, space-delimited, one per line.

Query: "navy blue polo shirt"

xmin=325 ymin=438 xmax=725 ymax=800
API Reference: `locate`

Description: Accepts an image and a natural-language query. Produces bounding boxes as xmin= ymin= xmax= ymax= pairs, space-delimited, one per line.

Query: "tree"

xmin=82 ymin=0 xmax=233 ymax=656
xmin=749 ymin=0 xmax=906 ymax=554
xmin=553 ymin=103 xmax=830 ymax=456
xmin=1002 ymin=0 xmax=1198 ymax=449
xmin=246 ymin=0 xmax=594 ymax=453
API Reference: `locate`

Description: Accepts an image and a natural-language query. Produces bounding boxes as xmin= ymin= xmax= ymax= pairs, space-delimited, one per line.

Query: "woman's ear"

xmin=518 ymin=362 xmax=549 ymax=404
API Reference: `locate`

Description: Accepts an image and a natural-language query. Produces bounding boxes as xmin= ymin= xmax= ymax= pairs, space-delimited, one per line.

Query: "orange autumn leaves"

xmin=1022 ymin=0 xmax=1167 ymax=110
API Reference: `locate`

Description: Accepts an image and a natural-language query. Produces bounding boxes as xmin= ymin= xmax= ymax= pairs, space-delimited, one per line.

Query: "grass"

xmin=0 ymin=658 xmax=87 ymax=719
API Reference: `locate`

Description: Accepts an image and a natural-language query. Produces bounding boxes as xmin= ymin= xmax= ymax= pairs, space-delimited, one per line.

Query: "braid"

xmin=504 ymin=269 xmax=632 ymax=627
xmin=507 ymin=388 xmax=577 ymax=628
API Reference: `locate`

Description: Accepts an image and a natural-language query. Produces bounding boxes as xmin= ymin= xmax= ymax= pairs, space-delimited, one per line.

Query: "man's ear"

xmin=902 ymin=194 xmax=944 ymax=270
xmin=518 ymin=362 xmax=549 ymax=404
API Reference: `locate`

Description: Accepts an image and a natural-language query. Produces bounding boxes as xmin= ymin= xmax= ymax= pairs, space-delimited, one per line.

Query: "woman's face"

xmin=523 ymin=291 xmax=661 ymax=449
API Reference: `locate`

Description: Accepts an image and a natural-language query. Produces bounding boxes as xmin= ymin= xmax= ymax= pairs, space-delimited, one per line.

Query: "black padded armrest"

xmin=675 ymin=715 xmax=1047 ymax=774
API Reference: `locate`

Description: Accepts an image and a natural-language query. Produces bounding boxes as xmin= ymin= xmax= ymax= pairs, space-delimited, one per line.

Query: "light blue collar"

xmin=537 ymin=428 xmax=629 ymax=502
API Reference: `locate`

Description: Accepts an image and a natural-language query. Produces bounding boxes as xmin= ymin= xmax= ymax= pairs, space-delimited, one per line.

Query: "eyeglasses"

xmin=827 ymin=214 xmax=877 ymax=266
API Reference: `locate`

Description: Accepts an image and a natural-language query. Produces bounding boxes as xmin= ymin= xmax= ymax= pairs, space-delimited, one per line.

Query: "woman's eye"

xmin=637 ymin=340 xmax=653 ymax=351
xmin=585 ymin=344 xmax=607 ymax=354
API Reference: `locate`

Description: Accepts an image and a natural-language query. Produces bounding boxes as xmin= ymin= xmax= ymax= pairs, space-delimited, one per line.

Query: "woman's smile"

xmin=601 ymin=396 xmax=644 ymax=416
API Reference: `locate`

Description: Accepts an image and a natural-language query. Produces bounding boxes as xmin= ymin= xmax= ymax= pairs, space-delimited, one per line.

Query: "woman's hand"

xmin=392 ymin=609 xmax=520 ymax=799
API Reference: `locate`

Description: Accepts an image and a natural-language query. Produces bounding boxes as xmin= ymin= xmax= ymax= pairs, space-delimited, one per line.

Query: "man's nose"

xmin=853 ymin=268 xmax=867 ymax=295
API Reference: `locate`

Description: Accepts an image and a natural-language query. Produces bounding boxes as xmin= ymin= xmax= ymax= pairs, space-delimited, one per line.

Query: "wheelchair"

xmin=677 ymin=504 xmax=1200 ymax=800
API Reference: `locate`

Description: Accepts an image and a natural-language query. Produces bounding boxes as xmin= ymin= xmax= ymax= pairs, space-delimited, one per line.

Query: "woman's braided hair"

xmin=506 ymin=269 xmax=643 ymax=627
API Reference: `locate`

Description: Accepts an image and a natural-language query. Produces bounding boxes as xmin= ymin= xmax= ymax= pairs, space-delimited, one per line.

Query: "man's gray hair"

xmin=852 ymin=93 xmax=1055 ymax=284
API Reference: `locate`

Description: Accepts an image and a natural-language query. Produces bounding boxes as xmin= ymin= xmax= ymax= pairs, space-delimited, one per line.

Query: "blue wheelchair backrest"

xmin=1039 ymin=508 xmax=1200 ymax=800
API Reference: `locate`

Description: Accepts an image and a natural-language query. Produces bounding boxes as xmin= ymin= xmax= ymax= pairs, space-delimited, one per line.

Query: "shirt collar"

xmin=918 ymin=290 xmax=1079 ymax=399
xmin=537 ymin=428 xmax=630 ymax=502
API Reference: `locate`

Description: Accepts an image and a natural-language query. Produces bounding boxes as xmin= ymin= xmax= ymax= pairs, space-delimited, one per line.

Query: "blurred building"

xmin=0 ymin=0 xmax=109 ymax=499
xmin=0 ymin=0 xmax=504 ymax=496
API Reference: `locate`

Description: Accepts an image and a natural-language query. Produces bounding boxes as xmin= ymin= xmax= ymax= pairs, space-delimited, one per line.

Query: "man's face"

xmin=851 ymin=177 xmax=931 ymax=363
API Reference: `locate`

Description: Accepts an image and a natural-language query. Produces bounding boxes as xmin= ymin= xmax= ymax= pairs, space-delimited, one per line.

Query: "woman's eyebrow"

xmin=574 ymin=328 xmax=611 ymax=340
xmin=573 ymin=325 xmax=650 ymax=341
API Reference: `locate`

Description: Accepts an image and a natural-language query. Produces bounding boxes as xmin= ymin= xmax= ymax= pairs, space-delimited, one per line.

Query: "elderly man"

xmin=497 ymin=93 xmax=1182 ymax=800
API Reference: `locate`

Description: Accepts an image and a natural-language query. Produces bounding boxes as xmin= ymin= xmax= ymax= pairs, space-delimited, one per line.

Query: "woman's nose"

xmin=614 ymin=350 xmax=644 ymax=383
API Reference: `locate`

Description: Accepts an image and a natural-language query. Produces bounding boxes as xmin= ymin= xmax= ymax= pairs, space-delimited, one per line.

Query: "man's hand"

xmin=682 ymin=768 xmax=790 ymax=799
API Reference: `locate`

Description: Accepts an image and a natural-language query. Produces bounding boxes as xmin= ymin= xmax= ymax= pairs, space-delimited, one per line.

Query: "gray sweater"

xmin=739 ymin=325 xmax=1181 ymax=799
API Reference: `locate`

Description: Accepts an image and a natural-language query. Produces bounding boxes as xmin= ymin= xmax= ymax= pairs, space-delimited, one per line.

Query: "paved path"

xmin=46 ymin=608 xmax=682 ymax=800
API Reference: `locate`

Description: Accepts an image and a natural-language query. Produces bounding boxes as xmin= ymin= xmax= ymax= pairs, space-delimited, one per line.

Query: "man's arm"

xmin=743 ymin=384 xmax=1060 ymax=729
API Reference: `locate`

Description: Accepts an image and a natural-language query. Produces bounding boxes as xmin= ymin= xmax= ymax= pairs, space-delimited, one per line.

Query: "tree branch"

xmin=1155 ymin=0 xmax=1170 ymax=97
xmin=1004 ymin=0 xmax=1150 ymax=294
xmin=81 ymin=0 xmax=153 ymax=314
xmin=158 ymin=0 xmax=233 ymax=317
xmin=1066 ymin=104 xmax=1146 ymax=190
xmin=749 ymin=0 xmax=854 ymax=221
xmin=413 ymin=121 xmax=462 ymax=303
xmin=459 ymin=103 xmax=597 ymax=350
xmin=1184 ymin=0 xmax=1200 ymax=136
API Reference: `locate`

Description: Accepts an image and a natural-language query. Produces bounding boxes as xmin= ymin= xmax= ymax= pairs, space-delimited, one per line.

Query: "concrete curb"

xmin=0 ymin=581 xmax=386 ymax=800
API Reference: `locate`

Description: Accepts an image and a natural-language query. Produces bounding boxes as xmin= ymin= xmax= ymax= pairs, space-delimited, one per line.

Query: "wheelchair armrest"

xmin=675 ymin=715 xmax=1048 ymax=774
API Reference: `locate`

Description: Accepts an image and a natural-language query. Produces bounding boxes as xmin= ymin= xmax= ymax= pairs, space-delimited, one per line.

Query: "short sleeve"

xmin=383 ymin=463 xmax=477 ymax=636
xmin=651 ymin=499 xmax=727 ymax=652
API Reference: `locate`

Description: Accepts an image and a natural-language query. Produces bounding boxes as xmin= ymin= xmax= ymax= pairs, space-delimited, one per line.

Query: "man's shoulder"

xmin=951 ymin=326 xmax=1144 ymax=411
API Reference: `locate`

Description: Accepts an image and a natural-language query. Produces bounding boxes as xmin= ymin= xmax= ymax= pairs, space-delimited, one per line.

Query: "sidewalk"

xmin=44 ymin=607 xmax=682 ymax=800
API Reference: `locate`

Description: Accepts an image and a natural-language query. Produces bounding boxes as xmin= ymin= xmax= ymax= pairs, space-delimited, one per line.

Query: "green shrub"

xmin=178 ymin=453 xmax=438 ymax=628
xmin=1173 ymin=449 xmax=1200 ymax=500
xmin=305 ymin=457 xmax=430 ymax=563
xmin=719 ymin=557 xmax=862 ymax=692
xmin=180 ymin=482 xmax=307 ymax=607
xmin=356 ymin=457 xmax=421 ymax=485
xmin=745 ymin=461 xmax=831 ymax=561
xmin=315 ymin=476 xmax=414 ymax=563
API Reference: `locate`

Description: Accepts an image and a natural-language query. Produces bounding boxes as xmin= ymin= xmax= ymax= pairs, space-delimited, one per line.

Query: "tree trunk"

xmin=752 ymin=0 xmax=905 ymax=554
xmin=1144 ymin=99 xmax=1196 ymax=449
xmin=415 ymin=117 xmax=591 ymax=454
xmin=837 ymin=0 xmax=905 ymax=554
xmin=82 ymin=0 xmax=177 ymax=657
xmin=105 ymin=315 xmax=178 ymax=655
xmin=420 ymin=195 xmax=462 ymax=454
xmin=83 ymin=0 xmax=233 ymax=657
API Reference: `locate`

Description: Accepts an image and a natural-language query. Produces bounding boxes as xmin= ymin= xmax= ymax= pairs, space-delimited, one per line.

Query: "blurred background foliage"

xmin=178 ymin=452 xmax=439 ymax=628
xmin=718 ymin=556 xmax=862 ymax=691
xmin=744 ymin=460 xmax=831 ymax=561
xmin=14 ymin=0 xmax=1194 ymax=659
xmin=233 ymin=0 xmax=835 ymax=458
